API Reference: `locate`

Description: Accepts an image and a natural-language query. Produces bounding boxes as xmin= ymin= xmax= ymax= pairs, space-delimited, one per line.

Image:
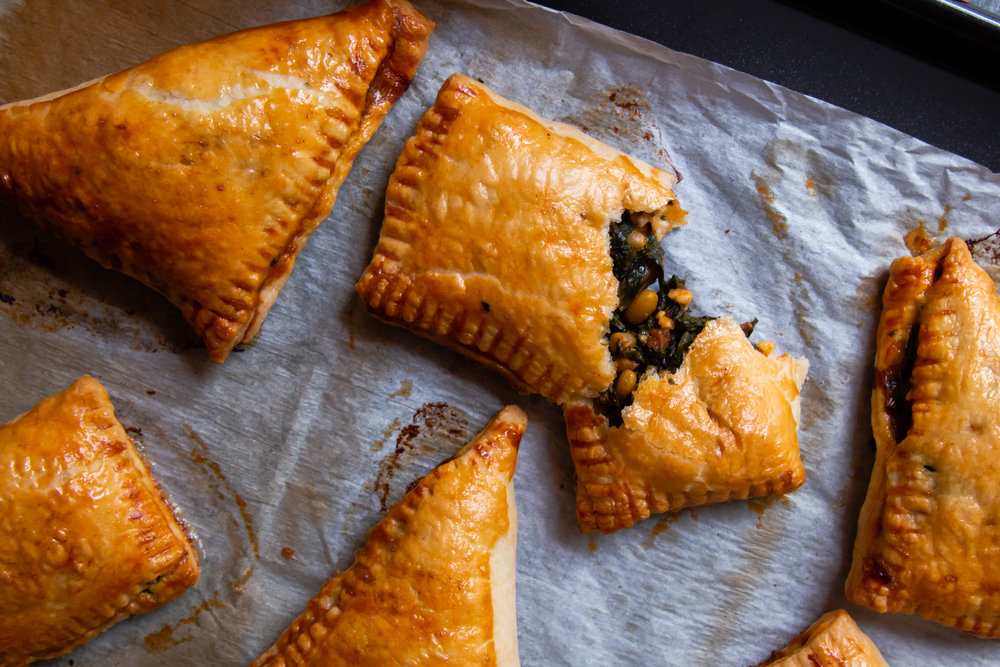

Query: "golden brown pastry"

xmin=0 ymin=376 xmax=199 ymax=665
xmin=758 ymin=610 xmax=889 ymax=667
xmin=0 ymin=0 xmax=433 ymax=362
xmin=253 ymin=405 xmax=525 ymax=667
xmin=847 ymin=237 xmax=1000 ymax=638
xmin=567 ymin=317 xmax=807 ymax=533
xmin=357 ymin=74 xmax=806 ymax=534
xmin=356 ymin=73 xmax=685 ymax=406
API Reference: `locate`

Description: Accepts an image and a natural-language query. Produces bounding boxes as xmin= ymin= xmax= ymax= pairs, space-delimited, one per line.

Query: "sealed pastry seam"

xmin=847 ymin=237 xmax=1000 ymax=638
xmin=253 ymin=406 xmax=525 ymax=666
xmin=0 ymin=376 xmax=199 ymax=665
xmin=0 ymin=0 xmax=434 ymax=362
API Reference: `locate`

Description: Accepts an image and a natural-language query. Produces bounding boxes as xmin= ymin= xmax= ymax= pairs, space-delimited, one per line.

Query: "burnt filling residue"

xmin=374 ymin=402 xmax=471 ymax=511
xmin=595 ymin=212 xmax=755 ymax=426
xmin=863 ymin=556 xmax=895 ymax=587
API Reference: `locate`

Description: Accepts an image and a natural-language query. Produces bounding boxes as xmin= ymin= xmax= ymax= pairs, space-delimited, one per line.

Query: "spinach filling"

xmin=595 ymin=212 xmax=756 ymax=426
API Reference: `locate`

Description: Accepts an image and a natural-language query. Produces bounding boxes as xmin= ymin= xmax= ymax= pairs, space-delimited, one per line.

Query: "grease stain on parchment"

xmin=855 ymin=275 xmax=883 ymax=311
xmin=904 ymin=220 xmax=936 ymax=256
xmin=184 ymin=424 xmax=259 ymax=589
xmin=641 ymin=513 xmax=680 ymax=550
xmin=751 ymin=171 xmax=788 ymax=240
xmin=747 ymin=496 xmax=775 ymax=529
xmin=145 ymin=426 xmax=259 ymax=651
xmin=373 ymin=403 xmax=471 ymax=512
xmin=901 ymin=205 xmax=956 ymax=256
xmin=144 ymin=592 xmax=226 ymax=654
xmin=371 ymin=417 xmax=401 ymax=453
xmin=388 ymin=379 xmax=412 ymax=399
xmin=560 ymin=85 xmax=679 ymax=179
xmin=0 ymin=226 xmax=201 ymax=354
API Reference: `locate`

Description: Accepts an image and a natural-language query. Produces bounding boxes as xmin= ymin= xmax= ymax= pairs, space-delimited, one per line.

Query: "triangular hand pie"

xmin=758 ymin=610 xmax=889 ymax=667
xmin=356 ymin=73 xmax=685 ymax=405
xmin=357 ymin=74 xmax=805 ymax=533
xmin=253 ymin=405 xmax=526 ymax=666
xmin=847 ymin=237 xmax=1000 ymax=637
xmin=566 ymin=317 xmax=807 ymax=533
xmin=0 ymin=376 xmax=199 ymax=665
xmin=0 ymin=0 xmax=433 ymax=362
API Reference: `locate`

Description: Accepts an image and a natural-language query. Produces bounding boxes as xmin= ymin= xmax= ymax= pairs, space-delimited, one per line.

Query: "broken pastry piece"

xmin=758 ymin=610 xmax=889 ymax=667
xmin=357 ymin=75 xmax=806 ymax=534
xmin=253 ymin=406 xmax=525 ymax=667
xmin=567 ymin=315 xmax=807 ymax=533
xmin=0 ymin=376 xmax=199 ymax=665
xmin=356 ymin=73 xmax=685 ymax=405
xmin=0 ymin=0 xmax=433 ymax=362
xmin=847 ymin=237 xmax=1000 ymax=638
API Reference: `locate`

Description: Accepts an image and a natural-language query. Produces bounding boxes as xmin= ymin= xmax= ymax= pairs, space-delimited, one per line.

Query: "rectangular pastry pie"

xmin=757 ymin=609 xmax=889 ymax=666
xmin=846 ymin=237 xmax=1000 ymax=638
xmin=253 ymin=406 xmax=525 ymax=666
xmin=0 ymin=376 xmax=199 ymax=665
xmin=0 ymin=0 xmax=433 ymax=362
xmin=356 ymin=74 xmax=807 ymax=534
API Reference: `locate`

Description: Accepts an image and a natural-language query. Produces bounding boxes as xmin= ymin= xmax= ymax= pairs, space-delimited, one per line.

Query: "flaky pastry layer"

xmin=0 ymin=0 xmax=433 ymax=362
xmin=0 ymin=376 xmax=199 ymax=666
xmin=847 ymin=237 xmax=1000 ymax=638
xmin=253 ymin=406 xmax=526 ymax=667
xmin=356 ymin=73 xmax=683 ymax=404
xmin=566 ymin=317 xmax=807 ymax=533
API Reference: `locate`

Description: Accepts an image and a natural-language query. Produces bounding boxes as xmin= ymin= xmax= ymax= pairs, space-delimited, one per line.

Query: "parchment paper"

xmin=2 ymin=1 xmax=999 ymax=665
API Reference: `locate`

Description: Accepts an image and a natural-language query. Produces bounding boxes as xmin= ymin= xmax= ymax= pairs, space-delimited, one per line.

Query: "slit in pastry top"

xmin=847 ymin=237 xmax=1000 ymax=638
xmin=0 ymin=0 xmax=434 ymax=362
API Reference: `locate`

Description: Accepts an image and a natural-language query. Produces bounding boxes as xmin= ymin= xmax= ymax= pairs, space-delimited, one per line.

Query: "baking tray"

xmin=2 ymin=0 xmax=1000 ymax=665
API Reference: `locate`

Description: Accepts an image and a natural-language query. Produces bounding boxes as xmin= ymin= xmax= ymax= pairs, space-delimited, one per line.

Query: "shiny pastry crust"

xmin=0 ymin=376 xmax=199 ymax=666
xmin=253 ymin=406 xmax=526 ymax=667
xmin=355 ymin=73 xmax=684 ymax=404
xmin=758 ymin=610 xmax=889 ymax=667
xmin=846 ymin=237 xmax=1000 ymax=637
xmin=0 ymin=0 xmax=433 ymax=362
xmin=567 ymin=317 xmax=807 ymax=533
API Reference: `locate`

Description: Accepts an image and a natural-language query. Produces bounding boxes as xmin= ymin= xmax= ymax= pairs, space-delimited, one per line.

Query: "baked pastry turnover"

xmin=758 ymin=610 xmax=889 ymax=667
xmin=847 ymin=237 xmax=1000 ymax=638
xmin=0 ymin=376 xmax=199 ymax=665
xmin=567 ymin=316 xmax=807 ymax=533
xmin=0 ymin=0 xmax=433 ymax=362
xmin=356 ymin=74 xmax=685 ymax=405
xmin=253 ymin=405 xmax=525 ymax=666
xmin=357 ymin=74 xmax=806 ymax=534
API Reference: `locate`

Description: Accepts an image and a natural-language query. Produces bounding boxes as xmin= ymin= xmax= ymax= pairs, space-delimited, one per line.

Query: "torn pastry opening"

xmin=596 ymin=210 xmax=757 ymax=426
xmin=878 ymin=320 xmax=920 ymax=444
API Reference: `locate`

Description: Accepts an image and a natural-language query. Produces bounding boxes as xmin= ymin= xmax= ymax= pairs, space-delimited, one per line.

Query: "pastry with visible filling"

xmin=253 ymin=406 xmax=525 ymax=666
xmin=0 ymin=376 xmax=199 ymax=665
xmin=356 ymin=74 xmax=685 ymax=405
xmin=757 ymin=610 xmax=889 ymax=667
xmin=0 ymin=0 xmax=433 ymax=362
xmin=847 ymin=237 xmax=1000 ymax=638
xmin=567 ymin=314 xmax=807 ymax=533
xmin=357 ymin=74 xmax=807 ymax=534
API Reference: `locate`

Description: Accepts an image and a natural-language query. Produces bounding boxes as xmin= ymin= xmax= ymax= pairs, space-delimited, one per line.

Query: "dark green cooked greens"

xmin=596 ymin=212 xmax=755 ymax=426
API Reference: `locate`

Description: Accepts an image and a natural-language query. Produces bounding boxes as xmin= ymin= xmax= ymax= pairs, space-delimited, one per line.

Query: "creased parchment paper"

xmin=1 ymin=1 xmax=999 ymax=665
